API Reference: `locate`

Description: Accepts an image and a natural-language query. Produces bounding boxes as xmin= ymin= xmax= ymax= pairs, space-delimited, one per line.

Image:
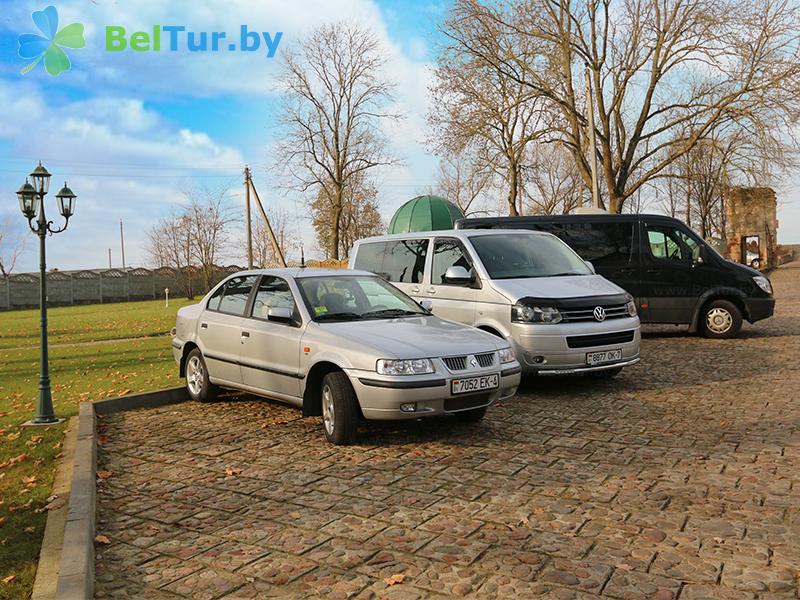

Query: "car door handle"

xmin=241 ymin=331 xmax=250 ymax=338
xmin=200 ymin=323 xmax=208 ymax=329
xmin=645 ymin=268 xmax=660 ymax=274
xmin=618 ymin=268 xmax=636 ymax=275
xmin=411 ymin=287 xmax=420 ymax=294
xmin=427 ymin=288 xmax=436 ymax=294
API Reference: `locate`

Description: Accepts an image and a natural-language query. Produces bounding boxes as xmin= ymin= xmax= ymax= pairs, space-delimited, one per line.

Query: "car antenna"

xmin=300 ymin=244 xmax=306 ymax=269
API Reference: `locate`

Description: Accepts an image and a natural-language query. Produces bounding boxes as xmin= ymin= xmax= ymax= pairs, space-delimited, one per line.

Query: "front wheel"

xmin=321 ymin=372 xmax=359 ymax=445
xmin=701 ymin=300 xmax=742 ymax=339
xmin=185 ymin=349 xmax=219 ymax=402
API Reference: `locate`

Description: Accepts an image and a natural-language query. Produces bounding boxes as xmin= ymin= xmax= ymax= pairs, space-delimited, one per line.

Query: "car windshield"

xmin=297 ymin=275 xmax=427 ymax=322
xmin=469 ymin=233 xmax=592 ymax=280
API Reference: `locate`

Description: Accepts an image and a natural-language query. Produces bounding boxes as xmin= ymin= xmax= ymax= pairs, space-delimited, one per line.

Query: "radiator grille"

xmin=443 ymin=356 xmax=467 ymax=371
xmin=566 ymin=330 xmax=635 ymax=349
xmin=444 ymin=394 xmax=491 ymax=412
xmin=474 ymin=352 xmax=496 ymax=368
xmin=561 ymin=303 xmax=630 ymax=322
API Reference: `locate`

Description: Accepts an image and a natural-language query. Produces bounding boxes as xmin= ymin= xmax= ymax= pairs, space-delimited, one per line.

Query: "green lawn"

xmin=0 ymin=298 xmax=194 ymax=599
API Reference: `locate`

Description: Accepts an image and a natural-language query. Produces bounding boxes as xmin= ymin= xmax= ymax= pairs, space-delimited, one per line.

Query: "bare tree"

xmin=147 ymin=214 xmax=195 ymax=298
xmin=433 ymin=151 xmax=493 ymax=216
xmin=524 ymin=144 xmax=588 ymax=214
xmin=0 ymin=217 xmax=27 ymax=279
xmin=275 ymin=23 xmax=400 ymax=259
xmin=252 ymin=208 xmax=295 ymax=267
xmin=443 ymin=0 xmax=800 ymax=213
xmin=312 ymin=176 xmax=384 ymax=259
xmin=429 ymin=10 xmax=552 ymax=216
xmin=183 ymin=185 xmax=236 ymax=292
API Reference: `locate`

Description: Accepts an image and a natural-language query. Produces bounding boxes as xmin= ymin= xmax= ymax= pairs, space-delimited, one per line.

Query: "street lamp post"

xmin=17 ymin=162 xmax=77 ymax=426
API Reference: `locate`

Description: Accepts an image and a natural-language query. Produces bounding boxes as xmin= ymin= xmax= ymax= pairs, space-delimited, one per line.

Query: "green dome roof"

xmin=388 ymin=195 xmax=465 ymax=234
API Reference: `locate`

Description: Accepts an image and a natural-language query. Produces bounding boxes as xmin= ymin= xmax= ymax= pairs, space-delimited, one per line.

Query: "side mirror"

xmin=444 ymin=265 xmax=472 ymax=284
xmin=267 ymin=306 xmax=295 ymax=323
xmin=584 ymin=260 xmax=596 ymax=274
xmin=419 ymin=299 xmax=433 ymax=311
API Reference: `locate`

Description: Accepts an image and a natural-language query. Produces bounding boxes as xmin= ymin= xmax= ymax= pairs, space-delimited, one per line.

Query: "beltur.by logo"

xmin=105 ymin=25 xmax=283 ymax=57
xmin=18 ymin=6 xmax=85 ymax=76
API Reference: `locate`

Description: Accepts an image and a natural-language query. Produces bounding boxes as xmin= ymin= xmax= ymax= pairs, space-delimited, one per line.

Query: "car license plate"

xmin=586 ymin=349 xmax=622 ymax=365
xmin=451 ymin=374 xmax=499 ymax=395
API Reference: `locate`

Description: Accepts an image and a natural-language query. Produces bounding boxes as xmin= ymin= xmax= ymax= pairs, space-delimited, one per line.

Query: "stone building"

xmin=724 ymin=187 xmax=778 ymax=270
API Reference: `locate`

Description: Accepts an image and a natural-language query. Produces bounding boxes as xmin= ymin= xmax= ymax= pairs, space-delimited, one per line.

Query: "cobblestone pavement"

xmin=95 ymin=262 xmax=800 ymax=599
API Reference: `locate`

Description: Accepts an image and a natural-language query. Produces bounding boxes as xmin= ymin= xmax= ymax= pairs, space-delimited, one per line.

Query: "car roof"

xmin=355 ymin=229 xmax=549 ymax=244
xmin=222 ymin=267 xmax=376 ymax=280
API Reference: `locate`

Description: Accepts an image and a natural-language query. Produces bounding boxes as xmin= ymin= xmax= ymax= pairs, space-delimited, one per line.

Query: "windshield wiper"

xmin=362 ymin=308 xmax=422 ymax=319
xmin=315 ymin=312 xmax=364 ymax=321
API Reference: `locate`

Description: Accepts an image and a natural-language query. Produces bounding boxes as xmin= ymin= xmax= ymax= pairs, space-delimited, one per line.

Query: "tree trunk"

xmin=507 ymin=163 xmax=520 ymax=216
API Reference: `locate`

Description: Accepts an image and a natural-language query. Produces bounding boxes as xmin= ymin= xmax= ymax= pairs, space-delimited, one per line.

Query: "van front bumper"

xmin=345 ymin=364 xmax=521 ymax=420
xmin=745 ymin=296 xmax=775 ymax=323
xmin=509 ymin=317 xmax=641 ymax=375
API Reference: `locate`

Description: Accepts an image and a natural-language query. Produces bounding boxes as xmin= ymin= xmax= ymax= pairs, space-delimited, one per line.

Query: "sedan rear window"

xmin=216 ymin=275 xmax=258 ymax=316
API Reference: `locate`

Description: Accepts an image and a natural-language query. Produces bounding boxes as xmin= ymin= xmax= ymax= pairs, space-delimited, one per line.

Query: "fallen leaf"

xmin=0 ymin=517 xmax=5 ymax=526
xmin=225 ymin=467 xmax=243 ymax=476
xmin=22 ymin=475 xmax=36 ymax=486
xmin=23 ymin=527 xmax=34 ymax=533
xmin=6 ymin=432 xmax=20 ymax=441
xmin=95 ymin=535 xmax=111 ymax=545
xmin=385 ymin=574 xmax=405 ymax=586
xmin=1 ymin=575 xmax=15 ymax=584
xmin=96 ymin=470 xmax=113 ymax=479
xmin=25 ymin=436 xmax=43 ymax=447
xmin=618 ymin=563 xmax=635 ymax=571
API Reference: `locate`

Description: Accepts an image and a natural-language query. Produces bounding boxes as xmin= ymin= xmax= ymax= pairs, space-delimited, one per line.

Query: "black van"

xmin=456 ymin=213 xmax=775 ymax=338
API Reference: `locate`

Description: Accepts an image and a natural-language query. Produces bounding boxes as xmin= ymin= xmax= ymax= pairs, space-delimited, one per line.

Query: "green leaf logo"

xmin=18 ymin=6 xmax=85 ymax=76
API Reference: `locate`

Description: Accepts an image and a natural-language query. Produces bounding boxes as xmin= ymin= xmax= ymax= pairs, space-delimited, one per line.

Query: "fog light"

xmin=400 ymin=403 xmax=417 ymax=413
xmin=533 ymin=355 xmax=546 ymax=364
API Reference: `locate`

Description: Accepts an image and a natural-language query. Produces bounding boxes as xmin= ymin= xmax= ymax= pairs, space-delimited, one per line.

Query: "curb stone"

xmin=46 ymin=387 xmax=187 ymax=600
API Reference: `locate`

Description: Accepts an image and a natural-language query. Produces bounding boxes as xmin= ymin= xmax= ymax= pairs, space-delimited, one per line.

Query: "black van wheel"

xmin=701 ymin=300 xmax=742 ymax=339
xmin=321 ymin=372 xmax=358 ymax=445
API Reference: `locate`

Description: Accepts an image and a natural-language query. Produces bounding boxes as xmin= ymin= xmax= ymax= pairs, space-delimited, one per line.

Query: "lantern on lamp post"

xmin=17 ymin=162 xmax=77 ymax=425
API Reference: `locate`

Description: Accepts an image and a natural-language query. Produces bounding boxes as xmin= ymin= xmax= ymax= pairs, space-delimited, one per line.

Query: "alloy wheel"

xmin=187 ymin=355 xmax=203 ymax=396
xmin=322 ymin=384 xmax=335 ymax=436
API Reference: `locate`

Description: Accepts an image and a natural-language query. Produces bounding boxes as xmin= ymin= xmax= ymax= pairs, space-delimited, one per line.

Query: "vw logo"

xmin=593 ymin=306 xmax=606 ymax=322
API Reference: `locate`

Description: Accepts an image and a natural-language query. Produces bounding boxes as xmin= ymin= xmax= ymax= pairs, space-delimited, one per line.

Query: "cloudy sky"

xmin=0 ymin=1 xmax=798 ymax=272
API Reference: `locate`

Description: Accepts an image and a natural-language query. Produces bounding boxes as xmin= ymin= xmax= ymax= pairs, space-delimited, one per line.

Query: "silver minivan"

xmin=350 ymin=230 xmax=641 ymax=377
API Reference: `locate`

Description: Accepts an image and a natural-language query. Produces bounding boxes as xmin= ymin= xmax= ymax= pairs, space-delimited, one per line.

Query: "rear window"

xmin=354 ymin=240 xmax=428 ymax=283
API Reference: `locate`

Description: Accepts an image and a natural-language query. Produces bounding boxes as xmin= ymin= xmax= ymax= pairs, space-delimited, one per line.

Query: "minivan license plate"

xmin=586 ymin=349 xmax=622 ymax=365
xmin=451 ymin=374 xmax=499 ymax=395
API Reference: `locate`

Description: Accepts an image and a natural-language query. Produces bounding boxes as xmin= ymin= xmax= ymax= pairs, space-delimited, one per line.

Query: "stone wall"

xmin=0 ymin=265 xmax=244 ymax=311
xmin=724 ymin=187 xmax=778 ymax=270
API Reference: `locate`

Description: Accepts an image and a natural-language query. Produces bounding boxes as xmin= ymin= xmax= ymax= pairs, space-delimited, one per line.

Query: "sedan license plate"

xmin=586 ymin=349 xmax=622 ymax=365
xmin=451 ymin=374 xmax=499 ymax=395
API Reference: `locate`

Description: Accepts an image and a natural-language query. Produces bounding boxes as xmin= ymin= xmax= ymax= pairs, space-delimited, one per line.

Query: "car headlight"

xmin=376 ymin=358 xmax=435 ymax=375
xmin=753 ymin=275 xmax=772 ymax=295
xmin=512 ymin=303 xmax=562 ymax=324
xmin=498 ymin=347 xmax=516 ymax=364
xmin=624 ymin=294 xmax=638 ymax=317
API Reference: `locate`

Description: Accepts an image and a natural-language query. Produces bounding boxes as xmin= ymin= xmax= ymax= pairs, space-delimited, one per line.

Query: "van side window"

xmin=646 ymin=225 xmax=700 ymax=262
xmin=353 ymin=242 xmax=387 ymax=278
xmin=354 ymin=240 xmax=427 ymax=283
xmin=217 ymin=275 xmax=258 ymax=316
xmin=547 ymin=222 xmax=633 ymax=266
xmin=432 ymin=239 xmax=472 ymax=285
xmin=384 ymin=240 xmax=428 ymax=283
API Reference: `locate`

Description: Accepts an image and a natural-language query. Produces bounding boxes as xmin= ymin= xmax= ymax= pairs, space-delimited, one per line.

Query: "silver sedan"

xmin=171 ymin=269 xmax=521 ymax=444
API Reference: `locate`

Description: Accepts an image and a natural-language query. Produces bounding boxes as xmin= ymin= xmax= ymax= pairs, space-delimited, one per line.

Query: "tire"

xmin=701 ymin=299 xmax=742 ymax=339
xmin=591 ymin=367 xmax=622 ymax=379
xmin=184 ymin=348 xmax=219 ymax=402
xmin=321 ymin=372 xmax=359 ymax=445
xmin=453 ymin=406 xmax=488 ymax=423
